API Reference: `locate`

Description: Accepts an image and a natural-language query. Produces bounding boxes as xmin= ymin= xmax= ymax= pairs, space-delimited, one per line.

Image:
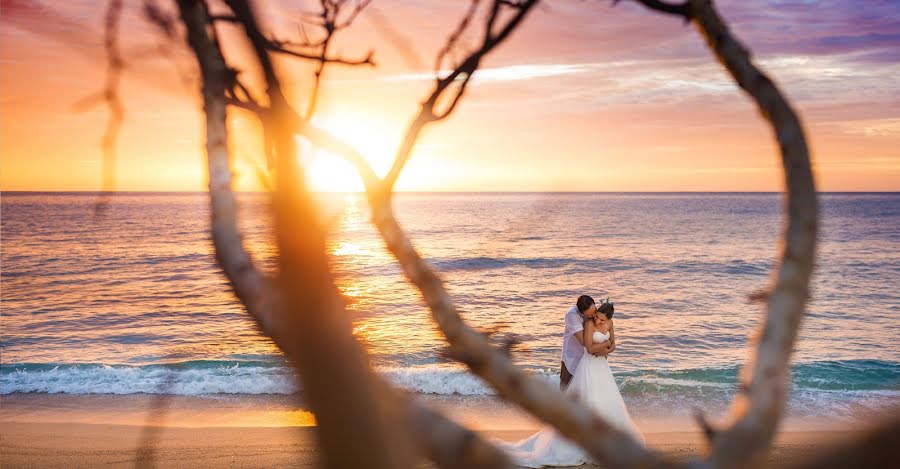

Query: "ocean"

xmin=2 ymin=192 xmax=898 ymax=426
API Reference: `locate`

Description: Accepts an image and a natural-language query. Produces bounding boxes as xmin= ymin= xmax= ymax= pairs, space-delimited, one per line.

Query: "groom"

xmin=560 ymin=294 xmax=609 ymax=390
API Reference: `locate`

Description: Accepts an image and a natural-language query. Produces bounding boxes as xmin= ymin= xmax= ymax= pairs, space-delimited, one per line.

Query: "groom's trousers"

xmin=559 ymin=361 xmax=573 ymax=390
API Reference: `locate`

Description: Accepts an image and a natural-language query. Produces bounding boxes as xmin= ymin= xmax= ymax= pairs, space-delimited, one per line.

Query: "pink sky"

xmin=2 ymin=0 xmax=899 ymax=191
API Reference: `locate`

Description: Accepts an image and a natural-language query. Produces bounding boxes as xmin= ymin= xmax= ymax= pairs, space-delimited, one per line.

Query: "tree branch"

xmin=312 ymin=1 xmax=678 ymax=467
xmin=789 ymin=416 xmax=900 ymax=469
xmin=381 ymin=0 xmax=538 ymax=194
xmin=265 ymin=39 xmax=375 ymax=66
xmin=177 ymin=10 xmax=516 ymax=466
xmin=95 ymin=0 xmax=125 ymax=215
xmin=624 ymin=0 xmax=817 ymax=466
xmin=625 ymin=0 xmax=692 ymax=19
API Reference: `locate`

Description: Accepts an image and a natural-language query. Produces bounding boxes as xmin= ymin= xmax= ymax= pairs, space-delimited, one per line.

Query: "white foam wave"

xmin=376 ymin=366 xmax=558 ymax=395
xmin=1 ymin=363 xmax=299 ymax=395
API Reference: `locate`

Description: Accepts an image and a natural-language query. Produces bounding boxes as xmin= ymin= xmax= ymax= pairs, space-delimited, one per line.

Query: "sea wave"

xmin=0 ymin=361 xmax=298 ymax=395
xmin=2 ymin=359 xmax=897 ymax=401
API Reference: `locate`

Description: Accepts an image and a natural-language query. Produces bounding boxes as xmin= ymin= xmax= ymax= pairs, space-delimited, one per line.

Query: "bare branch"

xmin=409 ymin=399 xmax=515 ymax=469
xmin=435 ymin=0 xmax=481 ymax=73
xmin=265 ymin=38 xmax=375 ymax=66
xmin=626 ymin=0 xmax=692 ymax=19
xmin=216 ymin=2 xmax=422 ymax=467
xmin=95 ymin=0 xmax=125 ymax=215
xmin=622 ymin=0 xmax=817 ymax=466
xmin=367 ymin=201 xmax=674 ymax=468
xmin=209 ymin=14 xmax=240 ymax=23
xmin=176 ymin=0 xmax=279 ymax=339
xmin=381 ymin=0 xmax=538 ymax=194
xmin=364 ymin=5 xmax=427 ymax=71
xmin=789 ymin=416 xmax=900 ymax=469
xmin=179 ymin=4 xmax=516 ymax=465
xmin=304 ymin=0 xmax=376 ymax=119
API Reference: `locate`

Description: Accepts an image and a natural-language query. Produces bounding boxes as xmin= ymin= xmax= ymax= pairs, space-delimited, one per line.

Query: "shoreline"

xmin=1 ymin=393 xmax=877 ymax=433
xmin=0 ymin=421 xmax=848 ymax=468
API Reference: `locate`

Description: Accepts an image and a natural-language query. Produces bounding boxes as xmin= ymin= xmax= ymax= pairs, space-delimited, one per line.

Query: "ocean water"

xmin=2 ymin=192 xmax=898 ymax=422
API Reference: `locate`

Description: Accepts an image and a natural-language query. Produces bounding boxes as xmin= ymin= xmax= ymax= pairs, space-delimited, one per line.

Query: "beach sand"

xmin=1 ymin=394 xmax=860 ymax=468
xmin=1 ymin=421 xmax=845 ymax=468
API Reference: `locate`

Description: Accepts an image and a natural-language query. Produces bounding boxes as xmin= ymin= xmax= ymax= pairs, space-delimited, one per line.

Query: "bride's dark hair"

xmin=598 ymin=302 xmax=614 ymax=319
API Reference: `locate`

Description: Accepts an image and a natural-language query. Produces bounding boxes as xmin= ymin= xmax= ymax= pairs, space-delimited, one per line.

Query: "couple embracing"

xmin=501 ymin=295 xmax=644 ymax=467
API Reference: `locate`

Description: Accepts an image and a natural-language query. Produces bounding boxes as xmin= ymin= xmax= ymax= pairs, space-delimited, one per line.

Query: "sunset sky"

xmin=2 ymin=0 xmax=899 ymax=192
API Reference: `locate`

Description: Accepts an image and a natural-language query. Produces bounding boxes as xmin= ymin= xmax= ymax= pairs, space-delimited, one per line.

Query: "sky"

xmin=1 ymin=0 xmax=899 ymax=192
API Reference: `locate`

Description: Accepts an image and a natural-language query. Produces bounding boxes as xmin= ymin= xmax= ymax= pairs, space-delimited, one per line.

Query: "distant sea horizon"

xmin=3 ymin=190 xmax=900 ymax=194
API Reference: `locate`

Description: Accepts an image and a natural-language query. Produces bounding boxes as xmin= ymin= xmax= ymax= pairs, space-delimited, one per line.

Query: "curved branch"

xmin=677 ymin=1 xmax=816 ymax=466
xmin=178 ymin=2 xmax=513 ymax=468
xmin=367 ymin=202 xmax=675 ymax=468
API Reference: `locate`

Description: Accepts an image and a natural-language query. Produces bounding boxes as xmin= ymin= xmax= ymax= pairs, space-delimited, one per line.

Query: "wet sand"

xmin=1 ymin=421 xmax=848 ymax=468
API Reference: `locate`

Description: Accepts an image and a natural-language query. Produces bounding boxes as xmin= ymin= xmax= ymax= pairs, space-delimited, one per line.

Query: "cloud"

xmin=382 ymin=63 xmax=596 ymax=83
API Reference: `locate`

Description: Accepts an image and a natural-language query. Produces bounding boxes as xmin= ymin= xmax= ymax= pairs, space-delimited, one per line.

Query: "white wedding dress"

xmin=499 ymin=330 xmax=644 ymax=467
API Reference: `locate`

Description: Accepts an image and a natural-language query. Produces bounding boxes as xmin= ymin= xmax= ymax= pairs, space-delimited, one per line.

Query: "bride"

xmin=500 ymin=301 xmax=644 ymax=467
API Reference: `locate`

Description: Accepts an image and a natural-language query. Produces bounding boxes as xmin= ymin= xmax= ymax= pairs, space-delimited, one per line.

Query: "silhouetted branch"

xmin=304 ymin=0 xmax=375 ymax=118
xmin=409 ymin=399 xmax=514 ymax=469
xmin=381 ymin=0 xmax=538 ymax=194
xmin=265 ymin=39 xmax=375 ymax=66
xmin=625 ymin=0 xmax=692 ymax=19
xmin=435 ymin=0 xmax=481 ymax=73
xmin=95 ymin=0 xmax=125 ymax=215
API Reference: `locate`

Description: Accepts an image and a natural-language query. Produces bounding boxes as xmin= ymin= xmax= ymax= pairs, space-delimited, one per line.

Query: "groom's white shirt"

xmin=562 ymin=306 xmax=585 ymax=372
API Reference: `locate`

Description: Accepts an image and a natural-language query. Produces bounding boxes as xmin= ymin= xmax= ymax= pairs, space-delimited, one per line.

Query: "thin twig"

xmin=95 ymin=0 xmax=125 ymax=216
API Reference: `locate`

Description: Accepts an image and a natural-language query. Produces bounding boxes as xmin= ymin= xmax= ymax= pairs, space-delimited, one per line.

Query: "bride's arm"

xmin=584 ymin=320 xmax=614 ymax=356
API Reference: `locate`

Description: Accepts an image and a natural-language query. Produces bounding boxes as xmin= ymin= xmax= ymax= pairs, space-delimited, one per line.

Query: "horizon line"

xmin=3 ymin=190 xmax=899 ymax=195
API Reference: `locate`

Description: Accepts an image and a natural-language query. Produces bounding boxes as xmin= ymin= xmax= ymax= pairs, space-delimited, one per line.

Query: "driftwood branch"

xmin=622 ymin=0 xmax=817 ymax=466
xmin=688 ymin=1 xmax=816 ymax=466
xmin=304 ymin=1 xmax=676 ymax=467
xmin=790 ymin=416 xmax=900 ymax=469
xmin=170 ymin=0 xmax=826 ymax=467
xmin=176 ymin=1 xmax=512 ymax=468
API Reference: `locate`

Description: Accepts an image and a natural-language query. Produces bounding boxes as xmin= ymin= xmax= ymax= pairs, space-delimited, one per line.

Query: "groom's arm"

xmin=586 ymin=322 xmax=615 ymax=356
xmin=573 ymin=330 xmax=586 ymax=346
xmin=587 ymin=340 xmax=614 ymax=356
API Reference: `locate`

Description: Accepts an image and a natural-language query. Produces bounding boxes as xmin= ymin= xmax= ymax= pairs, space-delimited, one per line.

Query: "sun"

xmin=298 ymin=111 xmax=399 ymax=192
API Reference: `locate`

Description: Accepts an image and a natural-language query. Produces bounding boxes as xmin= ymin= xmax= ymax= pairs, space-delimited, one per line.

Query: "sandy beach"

xmin=1 ymin=420 xmax=849 ymax=468
xmin=1 ymin=392 xmax=875 ymax=468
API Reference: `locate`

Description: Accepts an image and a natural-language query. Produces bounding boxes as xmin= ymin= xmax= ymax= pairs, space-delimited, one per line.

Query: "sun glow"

xmin=299 ymin=111 xmax=400 ymax=192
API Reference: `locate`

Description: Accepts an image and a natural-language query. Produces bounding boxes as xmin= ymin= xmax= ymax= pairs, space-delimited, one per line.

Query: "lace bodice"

xmin=592 ymin=330 xmax=610 ymax=342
